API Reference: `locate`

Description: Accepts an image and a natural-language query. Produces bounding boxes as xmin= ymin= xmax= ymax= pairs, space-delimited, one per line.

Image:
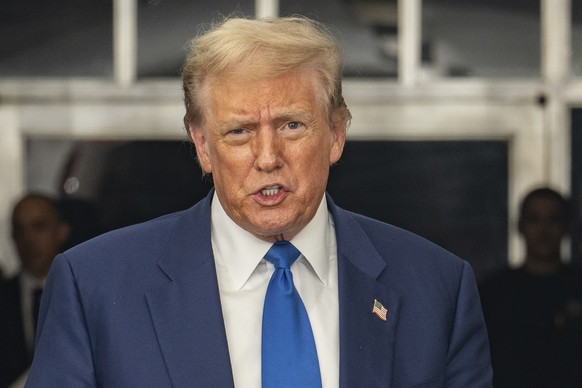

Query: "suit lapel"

xmin=142 ymin=192 xmax=400 ymax=387
xmin=328 ymin=195 xmax=401 ymax=388
xmin=145 ymin=192 xmax=235 ymax=387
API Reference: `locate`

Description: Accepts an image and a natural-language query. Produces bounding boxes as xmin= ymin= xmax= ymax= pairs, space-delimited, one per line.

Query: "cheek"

xmin=215 ymin=146 xmax=249 ymax=169
xmin=210 ymin=147 xmax=252 ymax=185
xmin=298 ymin=138 xmax=332 ymax=170
xmin=302 ymin=152 xmax=331 ymax=190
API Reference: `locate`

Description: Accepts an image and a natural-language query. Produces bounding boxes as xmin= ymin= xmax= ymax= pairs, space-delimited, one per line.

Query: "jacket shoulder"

xmin=343 ymin=209 xmax=463 ymax=267
xmin=61 ymin=195 xmax=211 ymax=277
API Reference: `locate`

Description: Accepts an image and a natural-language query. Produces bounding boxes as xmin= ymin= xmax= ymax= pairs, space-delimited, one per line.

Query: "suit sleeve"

xmin=25 ymin=254 xmax=97 ymax=387
xmin=445 ymin=261 xmax=493 ymax=387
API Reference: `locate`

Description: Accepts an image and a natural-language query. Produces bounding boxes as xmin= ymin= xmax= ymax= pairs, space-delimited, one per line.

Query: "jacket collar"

xmin=145 ymin=191 xmax=400 ymax=387
xmin=145 ymin=190 xmax=235 ymax=387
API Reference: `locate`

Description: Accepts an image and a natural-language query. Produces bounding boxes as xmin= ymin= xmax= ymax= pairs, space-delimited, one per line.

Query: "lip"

xmin=253 ymin=183 xmax=287 ymax=205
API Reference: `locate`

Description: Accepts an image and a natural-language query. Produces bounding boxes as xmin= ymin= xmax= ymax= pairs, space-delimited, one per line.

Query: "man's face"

xmin=190 ymin=68 xmax=346 ymax=242
xmin=12 ymin=197 xmax=69 ymax=278
xmin=519 ymin=197 xmax=567 ymax=261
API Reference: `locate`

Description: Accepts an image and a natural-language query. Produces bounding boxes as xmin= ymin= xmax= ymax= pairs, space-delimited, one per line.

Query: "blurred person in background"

xmin=0 ymin=193 xmax=70 ymax=388
xmin=480 ymin=187 xmax=582 ymax=387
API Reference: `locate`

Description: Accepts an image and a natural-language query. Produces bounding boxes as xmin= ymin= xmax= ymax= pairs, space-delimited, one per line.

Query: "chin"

xmin=249 ymin=222 xmax=290 ymax=240
xmin=253 ymin=225 xmax=287 ymax=238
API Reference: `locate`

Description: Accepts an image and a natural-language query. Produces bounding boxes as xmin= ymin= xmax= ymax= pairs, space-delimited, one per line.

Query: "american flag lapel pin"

xmin=372 ymin=299 xmax=388 ymax=321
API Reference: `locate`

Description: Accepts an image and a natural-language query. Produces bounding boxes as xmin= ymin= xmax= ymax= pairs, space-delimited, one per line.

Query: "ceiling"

xmin=1 ymin=0 xmax=581 ymax=78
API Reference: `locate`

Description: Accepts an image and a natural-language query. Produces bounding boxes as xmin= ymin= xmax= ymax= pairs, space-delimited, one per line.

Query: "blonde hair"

xmin=181 ymin=16 xmax=351 ymax=129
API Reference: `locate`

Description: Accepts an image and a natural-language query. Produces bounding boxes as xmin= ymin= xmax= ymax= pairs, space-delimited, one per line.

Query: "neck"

xmin=523 ymin=253 xmax=562 ymax=275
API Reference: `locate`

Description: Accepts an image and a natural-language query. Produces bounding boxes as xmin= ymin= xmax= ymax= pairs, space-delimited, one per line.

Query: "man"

xmin=0 ymin=193 xmax=70 ymax=387
xmin=26 ymin=16 xmax=492 ymax=387
xmin=480 ymin=187 xmax=582 ymax=387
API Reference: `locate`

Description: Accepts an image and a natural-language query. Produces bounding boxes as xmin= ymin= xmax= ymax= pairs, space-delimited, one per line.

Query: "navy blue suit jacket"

xmin=26 ymin=192 xmax=492 ymax=387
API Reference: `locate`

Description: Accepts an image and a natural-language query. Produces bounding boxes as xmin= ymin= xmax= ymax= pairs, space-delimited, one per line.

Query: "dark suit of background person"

xmin=480 ymin=188 xmax=582 ymax=388
xmin=0 ymin=194 xmax=69 ymax=387
xmin=26 ymin=16 xmax=492 ymax=387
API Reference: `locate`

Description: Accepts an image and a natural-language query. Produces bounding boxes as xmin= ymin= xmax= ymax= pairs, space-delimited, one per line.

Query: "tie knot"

xmin=264 ymin=241 xmax=301 ymax=269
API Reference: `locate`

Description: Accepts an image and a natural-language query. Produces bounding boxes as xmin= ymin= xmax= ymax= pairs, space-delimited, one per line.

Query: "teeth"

xmin=261 ymin=186 xmax=281 ymax=196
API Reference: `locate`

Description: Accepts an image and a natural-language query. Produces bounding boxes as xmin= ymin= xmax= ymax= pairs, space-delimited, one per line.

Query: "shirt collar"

xmin=292 ymin=196 xmax=334 ymax=286
xmin=210 ymin=192 xmax=333 ymax=290
xmin=20 ymin=271 xmax=45 ymax=291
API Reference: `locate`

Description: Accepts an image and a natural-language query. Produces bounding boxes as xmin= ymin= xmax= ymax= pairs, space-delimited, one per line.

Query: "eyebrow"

xmin=275 ymin=108 xmax=315 ymax=121
xmin=218 ymin=108 xmax=316 ymax=130
xmin=217 ymin=118 xmax=250 ymax=131
xmin=261 ymin=106 xmax=315 ymax=118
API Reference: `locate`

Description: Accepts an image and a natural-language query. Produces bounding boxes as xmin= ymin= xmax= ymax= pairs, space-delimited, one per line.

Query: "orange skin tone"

xmin=189 ymin=67 xmax=346 ymax=243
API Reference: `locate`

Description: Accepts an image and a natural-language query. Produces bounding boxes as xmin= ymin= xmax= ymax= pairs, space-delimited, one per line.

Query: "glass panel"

xmin=26 ymin=139 xmax=212 ymax=242
xmin=27 ymin=138 xmax=508 ymax=277
xmin=280 ymin=0 xmax=398 ymax=77
xmin=137 ymin=0 xmax=254 ymax=78
xmin=137 ymin=0 xmax=397 ymax=78
xmin=327 ymin=140 xmax=509 ymax=280
xmin=573 ymin=0 xmax=582 ymax=76
xmin=0 ymin=0 xmax=113 ymax=77
xmin=571 ymin=108 xmax=582 ymax=266
xmin=422 ymin=0 xmax=541 ymax=78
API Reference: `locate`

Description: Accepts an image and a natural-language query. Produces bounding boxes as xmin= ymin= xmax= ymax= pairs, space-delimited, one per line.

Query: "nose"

xmin=253 ymin=127 xmax=283 ymax=172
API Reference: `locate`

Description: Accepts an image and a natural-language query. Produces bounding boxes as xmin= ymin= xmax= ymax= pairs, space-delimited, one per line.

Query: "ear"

xmin=329 ymin=116 xmax=347 ymax=165
xmin=188 ymin=123 xmax=212 ymax=173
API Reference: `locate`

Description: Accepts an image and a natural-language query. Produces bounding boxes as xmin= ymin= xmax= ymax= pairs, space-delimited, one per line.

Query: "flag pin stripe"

xmin=372 ymin=299 xmax=388 ymax=321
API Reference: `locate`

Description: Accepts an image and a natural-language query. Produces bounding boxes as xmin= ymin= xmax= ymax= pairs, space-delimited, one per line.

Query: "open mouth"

xmin=261 ymin=185 xmax=282 ymax=196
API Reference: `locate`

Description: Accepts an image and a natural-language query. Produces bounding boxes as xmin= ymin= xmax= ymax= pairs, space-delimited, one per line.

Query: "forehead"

xmin=523 ymin=196 xmax=563 ymax=215
xmin=12 ymin=198 xmax=57 ymax=223
xmin=205 ymin=68 xmax=323 ymax=118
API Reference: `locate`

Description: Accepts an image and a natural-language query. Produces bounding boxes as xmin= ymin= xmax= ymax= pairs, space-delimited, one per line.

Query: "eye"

xmin=223 ymin=127 xmax=251 ymax=145
xmin=287 ymin=121 xmax=302 ymax=130
xmin=227 ymin=128 xmax=246 ymax=136
xmin=279 ymin=121 xmax=306 ymax=139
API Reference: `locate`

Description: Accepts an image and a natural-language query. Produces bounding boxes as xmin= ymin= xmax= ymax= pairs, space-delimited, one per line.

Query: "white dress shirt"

xmin=211 ymin=192 xmax=339 ymax=388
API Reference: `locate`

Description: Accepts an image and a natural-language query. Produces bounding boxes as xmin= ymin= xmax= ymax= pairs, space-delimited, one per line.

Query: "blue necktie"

xmin=261 ymin=241 xmax=322 ymax=388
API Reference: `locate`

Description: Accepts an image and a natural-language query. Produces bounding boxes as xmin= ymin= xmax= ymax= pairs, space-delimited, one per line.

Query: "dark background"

xmin=570 ymin=108 xmax=582 ymax=267
xmin=58 ymin=139 xmax=508 ymax=280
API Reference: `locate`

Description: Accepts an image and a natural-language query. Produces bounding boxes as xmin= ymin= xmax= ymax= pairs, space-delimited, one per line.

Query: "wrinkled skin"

xmin=189 ymin=67 xmax=346 ymax=242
